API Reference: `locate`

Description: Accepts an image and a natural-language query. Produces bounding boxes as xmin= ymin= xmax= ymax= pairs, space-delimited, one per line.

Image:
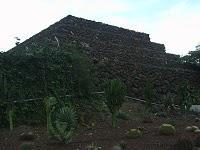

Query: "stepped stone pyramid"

xmin=8 ymin=15 xmax=200 ymax=99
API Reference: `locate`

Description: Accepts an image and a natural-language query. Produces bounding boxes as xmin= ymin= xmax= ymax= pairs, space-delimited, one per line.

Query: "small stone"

xmin=185 ymin=126 xmax=193 ymax=132
xmin=195 ymin=118 xmax=200 ymax=122
xmin=192 ymin=126 xmax=199 ymax=132
xmin=194 ymin=130 xmax=200 ymax=134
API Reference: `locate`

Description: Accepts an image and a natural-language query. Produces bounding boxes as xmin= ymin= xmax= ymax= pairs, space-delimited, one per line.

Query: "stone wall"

xmin=8 ymin=15 xmax=200 ymax=100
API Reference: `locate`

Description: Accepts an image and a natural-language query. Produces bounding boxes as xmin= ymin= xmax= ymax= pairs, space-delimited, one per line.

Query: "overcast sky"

xmin=0 ymin=0 xmax=200 ymax=55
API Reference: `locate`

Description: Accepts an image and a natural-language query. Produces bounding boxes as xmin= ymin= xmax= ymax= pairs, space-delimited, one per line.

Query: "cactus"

xmin=50 ymin=106 xmax=77 ymax=143
xmin=159 ymin=124 xmax=175 ymax=135
xmin=173 ymin=137 xmax=193 ymax=150
xmin=104 ymin=79 xmax=126 ymax=128
xmin=127 ymin=129 xmax=142 ymax=139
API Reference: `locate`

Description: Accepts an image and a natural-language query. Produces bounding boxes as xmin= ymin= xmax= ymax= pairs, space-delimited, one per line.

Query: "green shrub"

xmin=19 ymin=142 xmax=33 ymax=150
xmin=50 ymin=106 xmax=77 ymax=143
xmin=104 ymin=79 xmax=126 ymax=128
xmin=116 ymin=111 xmax=129 ymax=120
xmin=127 ymin=129 xmax=142 ymax=139
xmin=159 ymin=124 xmax=175 ymax=135
xmin=177 ymin=84 xmax=193 ymax=113
xmin=173 ymin=137 xmax=193 ymax=150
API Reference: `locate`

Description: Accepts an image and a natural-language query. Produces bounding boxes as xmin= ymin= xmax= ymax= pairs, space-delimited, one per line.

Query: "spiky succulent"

xmin=104 ymin=79 xmax=126 ymax=127
xmin=51 ymin=106 xmax=77 ymax=143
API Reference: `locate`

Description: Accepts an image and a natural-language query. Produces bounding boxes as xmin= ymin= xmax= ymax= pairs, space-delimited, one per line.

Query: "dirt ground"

xmin=0 ymin=101 xmax=199 ymax=150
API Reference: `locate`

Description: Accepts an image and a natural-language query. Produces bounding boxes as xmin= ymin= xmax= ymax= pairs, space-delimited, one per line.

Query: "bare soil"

xmin=0 ymin=102 xmax=199 ymax=150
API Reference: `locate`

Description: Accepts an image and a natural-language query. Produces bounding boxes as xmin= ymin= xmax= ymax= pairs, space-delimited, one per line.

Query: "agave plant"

xmin=104 ymin=79 xmax=126 ymax=128
xmin=51 ymin=106 xmax=77 ymax=143
xmin=45 ymin=97 xmax=77 ymax=143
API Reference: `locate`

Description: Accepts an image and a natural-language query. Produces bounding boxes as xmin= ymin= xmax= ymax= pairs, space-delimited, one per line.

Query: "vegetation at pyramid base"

xmin=1 ymin=44 xmax=95 ymax=100
xmin=0 ymin=43 xmax=100 ymax=127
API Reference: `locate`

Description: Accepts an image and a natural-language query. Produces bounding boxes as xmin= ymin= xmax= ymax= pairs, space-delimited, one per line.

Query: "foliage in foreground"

xmin=159 ymin=124 xmax=175 ymax=136
xmin=127 ymin=129 xmax=142 ymax=139
xmin=45 ymin=97 xmax=77 ymax=143
xmin=104 ymin=79 xmax=126 ymax=128
xmin=0 ymin=43 xmax=100 ymax=128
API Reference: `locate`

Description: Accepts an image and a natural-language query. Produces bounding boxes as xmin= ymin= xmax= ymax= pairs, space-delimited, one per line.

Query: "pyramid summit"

xmin=8 ymin=15 xmax=200 ymax=98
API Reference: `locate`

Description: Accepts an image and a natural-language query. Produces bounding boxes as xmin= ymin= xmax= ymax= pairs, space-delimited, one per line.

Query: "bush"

xmin=127 ymin=129 xmax=142 ymax=139
xmin=173 ymin=137 xmax=193 ymax=150
xmin=159 ymin=124 xmax=175 ymax=135
xmin=50 ymin=106 xmax=77 ymax=143
xmin=104 ymin=79 xmax=126 ymax=128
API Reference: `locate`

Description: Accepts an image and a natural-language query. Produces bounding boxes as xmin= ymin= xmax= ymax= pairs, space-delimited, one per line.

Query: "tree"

xmin=104 ymin=79 xmax=126 ymax=128
xmin=181 ymin=43 xmax=200 ymax=66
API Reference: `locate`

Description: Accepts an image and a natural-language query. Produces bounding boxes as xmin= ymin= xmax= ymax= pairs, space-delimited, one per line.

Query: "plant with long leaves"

xmin=51 ymin=106 xmax=77 ymax=143
xmin=45 ymin=97 xmax=77 ymax=143
xmin=104 ymin=79 xmax=126 ymax=128
xmin=177 ymin=84 xmax=193 ymax=113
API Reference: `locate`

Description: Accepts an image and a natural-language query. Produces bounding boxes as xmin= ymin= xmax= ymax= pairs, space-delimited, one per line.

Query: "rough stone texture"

xmin=8 ymin=15 xmax=200 ymax=100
